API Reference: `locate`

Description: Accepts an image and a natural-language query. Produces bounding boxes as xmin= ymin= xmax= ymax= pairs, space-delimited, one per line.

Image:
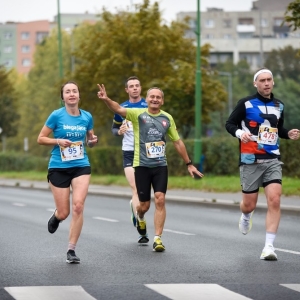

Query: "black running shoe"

xmin=66 ymin=250 xmax=80 ymax=264
xmin=136 ymin=215 xmax=147 ymax=236
xmin=138 ymin=235 xmax=149 ymax=244
xmin=48 ymin=209 xmax=61 ymax=234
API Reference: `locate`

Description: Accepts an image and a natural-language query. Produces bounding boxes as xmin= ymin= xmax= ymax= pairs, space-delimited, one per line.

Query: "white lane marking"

xmin=47 ymin=208 xmax=55 ymax=212
xmin=164 ymin=228 xmax=195 ymax=236
xmin=13 ymin=203 xmax=26 ymax=207
xmin=280 ymin=284 xmax=300 ymax=293
xmin=145 ymin=284 xmax=252 ymax=300
xmin=4 ymin=286 xmax=96 ymax=300
xmin=93 ymin=216 xmax=119 ymax=222
xmin=276 ymin=248 xmax=300 ymax=255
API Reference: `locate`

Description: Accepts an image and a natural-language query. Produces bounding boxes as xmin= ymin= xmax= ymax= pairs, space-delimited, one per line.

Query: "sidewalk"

xmin=1 ymin=178 xmax=300 ymax=213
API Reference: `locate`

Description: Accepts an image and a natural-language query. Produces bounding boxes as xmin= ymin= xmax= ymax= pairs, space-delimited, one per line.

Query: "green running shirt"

xmin=126 ymin=108 xmax=180 ymax=167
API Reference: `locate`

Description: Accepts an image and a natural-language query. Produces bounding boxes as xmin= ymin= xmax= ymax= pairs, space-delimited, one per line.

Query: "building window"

xmin=205 ymin=34 xmax=214 ymax=39
xmin=188 ymin=19 xmax=197 ymax=29
xmin=223 ymin=19 xmax=231 ymax=28
xmin=22 ymin=59 xmax=31 ymax=67
xmin=4 ymin=59 xmax=13 ymax=67
xmin=4 ymin=32 xmax=13 ymax=39
xmin=36 ymin=32 xmax=48 ymax=44
xmin=276 ymin=32 xmax=288 ymax=38
xmin=274 ymin=18 xmax=284 ymax=26
xmin=238 ymin=18 xmax=253 ymax=25
xmin=205 ymin=19 xmax=215 ymax=28
xmin=21 ymin=32 xmax=30 ymax=40
xmin=21 ymin=45 xmax=30 ymax=53
xmin=223 ymin=34 xmax=232 ymax=39
xmin=4 ymin=46 xmax=12 ymax=53
xmin=261 ymin=19 xmax=268 ymax=27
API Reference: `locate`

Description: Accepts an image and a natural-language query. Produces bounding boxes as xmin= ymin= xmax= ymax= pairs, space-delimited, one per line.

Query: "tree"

xmin=0 ymin=67 xmax=19 ymax=138
xmin=15 ymin=29 xmax=73 ymax=156
xmin=73 ymin=0 xmax=227 ymax=139
xmin=284 ymin=0 xmax=300 ymax=31
xmin=264 ymin=46 xmax=300 ymax=80
xmin=272 ymin=78 xmax=300 ymax=129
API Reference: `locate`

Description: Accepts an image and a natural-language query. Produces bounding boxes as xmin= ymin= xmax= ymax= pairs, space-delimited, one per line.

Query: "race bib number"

xmin=59 ymin=141 xmax=84 ymax=161
xmin=257 ymin=126 xmax=278 ymax=145
xmin=146 ymin=141 xmax=165 ymax=158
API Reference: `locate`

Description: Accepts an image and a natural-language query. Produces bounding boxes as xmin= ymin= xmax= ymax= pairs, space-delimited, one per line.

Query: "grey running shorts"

xmin=239 ymin=160 xmax=283 ymax=193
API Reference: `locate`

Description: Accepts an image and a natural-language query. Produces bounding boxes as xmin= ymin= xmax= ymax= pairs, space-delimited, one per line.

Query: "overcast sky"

xmin=1 ymin=0 xmax=254 ymax=23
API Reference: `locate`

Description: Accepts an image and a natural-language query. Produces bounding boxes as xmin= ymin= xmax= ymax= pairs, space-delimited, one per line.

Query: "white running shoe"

xmin=238 ymin=211 xmax=254 ymax=235
xmin=260 ymin=244 xmax=278 ymax=261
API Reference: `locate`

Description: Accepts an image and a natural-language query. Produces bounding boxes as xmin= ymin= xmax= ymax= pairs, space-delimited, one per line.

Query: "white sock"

xmin=136 ymin=212 xmax=144 ymax=221
xmin=68 ymin=243 xmax=76 ymax=251
xmin=265 ymin=232 xmax=276 ymax=247
xmin=242 ymin=212 xmax=252 ymax=220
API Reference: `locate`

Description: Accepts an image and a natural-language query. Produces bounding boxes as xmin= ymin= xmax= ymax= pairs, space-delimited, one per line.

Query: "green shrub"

xmin=1 ymin=137 xmax=299 ymax=177
xmin=0 ymin=152 xmax=48 ymax=172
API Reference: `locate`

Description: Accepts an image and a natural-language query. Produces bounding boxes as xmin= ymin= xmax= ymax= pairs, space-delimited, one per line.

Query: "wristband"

xmin=186 ymin=160 xmax=193 ymax=166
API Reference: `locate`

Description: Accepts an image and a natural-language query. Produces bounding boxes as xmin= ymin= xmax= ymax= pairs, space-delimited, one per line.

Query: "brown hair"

xmin=60 ymin=81 xmax=80 ymax=100
xmin=125 ymin=76 xmax=140 ymax=88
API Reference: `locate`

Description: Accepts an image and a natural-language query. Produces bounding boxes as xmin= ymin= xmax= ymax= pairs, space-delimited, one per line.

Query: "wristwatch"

xmin=186 ymin=160 xmax=193 ymax=166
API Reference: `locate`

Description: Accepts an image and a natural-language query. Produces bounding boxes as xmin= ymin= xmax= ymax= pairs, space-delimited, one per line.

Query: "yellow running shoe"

xmin=153 ymin=237 xmax=165 ymax=252
xmin=136 ymin=215 xmax=147 ymax=236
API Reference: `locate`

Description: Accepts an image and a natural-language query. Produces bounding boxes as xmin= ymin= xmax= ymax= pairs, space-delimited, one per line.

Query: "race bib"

xmin=145 ymin=141 xmax=165 ymax=158
xmin=257 ymin=126 xmax=278 ymax=145
xmin=59 ymin=141 xmax=84 ymax=161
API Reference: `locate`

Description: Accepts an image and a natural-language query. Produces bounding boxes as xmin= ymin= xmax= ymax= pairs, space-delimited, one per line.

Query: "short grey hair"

xmin=146 ymin=87 xmax=164 ymax=98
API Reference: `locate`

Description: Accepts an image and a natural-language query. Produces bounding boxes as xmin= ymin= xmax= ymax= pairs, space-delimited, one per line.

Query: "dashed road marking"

xmin=12 ymin=203 xmax=26 ymax=207
xmin=145 ymin=284 xmax=252 ymax=300
xmin=280 ymin=284 xmax=300 ymax=293
xmin=4 ymin=286 xmax=96 ymax=300
xmin=276 ymin=248 xmax=300 ymax=255
xmin=164 ymin=228 xmax=196 ymax=236
xmin=93 ymin=216 xmax=119 ymax=222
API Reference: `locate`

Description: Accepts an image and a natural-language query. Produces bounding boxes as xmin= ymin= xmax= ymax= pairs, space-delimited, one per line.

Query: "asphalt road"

xmin=1 ymin=187 xmax=300 ymax=300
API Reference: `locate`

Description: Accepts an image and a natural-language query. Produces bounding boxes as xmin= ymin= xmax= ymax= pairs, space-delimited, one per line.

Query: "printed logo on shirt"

xmin=63 ymin=125 xmax=87 ymax=131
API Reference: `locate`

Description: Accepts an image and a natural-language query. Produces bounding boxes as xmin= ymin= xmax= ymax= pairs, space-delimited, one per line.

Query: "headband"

xmin=253 ymin=69 xmax=273 ymax=81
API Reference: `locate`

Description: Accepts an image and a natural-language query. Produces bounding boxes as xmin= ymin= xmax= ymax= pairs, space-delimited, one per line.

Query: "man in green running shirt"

xmin=97 ymin=84 xmax=204 ymax=252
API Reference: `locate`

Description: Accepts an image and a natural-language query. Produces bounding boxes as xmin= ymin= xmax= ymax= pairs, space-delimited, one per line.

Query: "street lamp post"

xmin=194 ymin=0 xmax=202 ymax=175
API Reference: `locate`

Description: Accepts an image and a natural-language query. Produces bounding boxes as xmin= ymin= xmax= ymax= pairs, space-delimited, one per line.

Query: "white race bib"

xmin=145 ymin=141 xmax=165 ymax=158
xmin=59 ymin=141 xmax=84 ymax=161
xmin=257 ymin=126 xmax=278 ymax=145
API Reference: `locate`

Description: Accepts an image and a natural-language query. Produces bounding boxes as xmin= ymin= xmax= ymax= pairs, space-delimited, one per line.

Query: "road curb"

xmin=1 ymin=181 xmax=300 ymax=215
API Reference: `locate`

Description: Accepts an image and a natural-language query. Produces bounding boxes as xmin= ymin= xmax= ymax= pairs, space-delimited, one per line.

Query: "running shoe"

xmin=260 ymin=244 xmax=278 ymax=261
xmin=66 ymin=250 xmax=80 ymax=264
xmin=138 ymin=235 xmax=149 ymax=244
xmin=48 ymin=209 xmax=61 ymax=234
xmin=153 ymin=237 xmax=165 ymax=252
xmin=130 ymin=200 xmax=137 ymax=227
xmin=136 ymin=214 xmax=147 ymax=236
xmin=239 ymin=211 xmax=254 ymax=235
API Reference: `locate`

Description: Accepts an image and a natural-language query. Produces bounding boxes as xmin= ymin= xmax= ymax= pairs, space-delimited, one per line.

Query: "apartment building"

xmin=177 ymin=0 xmax=300 ymax=69
xmin=0 ymin=22 xmax=18 ymax=70
xmin=0 ymin=13 xmax=98 ymax=74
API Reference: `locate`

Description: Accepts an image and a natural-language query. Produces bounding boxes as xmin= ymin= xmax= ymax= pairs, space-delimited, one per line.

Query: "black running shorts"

xmin=122 ymin=150 xmax=134 ymax=168
xmin=134 ymin=166 xmax=168 ymax=202
xmin=47 ymin=166 xmax=91 ymax=188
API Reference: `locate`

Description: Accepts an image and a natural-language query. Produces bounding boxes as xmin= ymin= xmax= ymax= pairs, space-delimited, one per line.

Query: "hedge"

xmin=0 ymin=137 xmax=299 ymax=177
